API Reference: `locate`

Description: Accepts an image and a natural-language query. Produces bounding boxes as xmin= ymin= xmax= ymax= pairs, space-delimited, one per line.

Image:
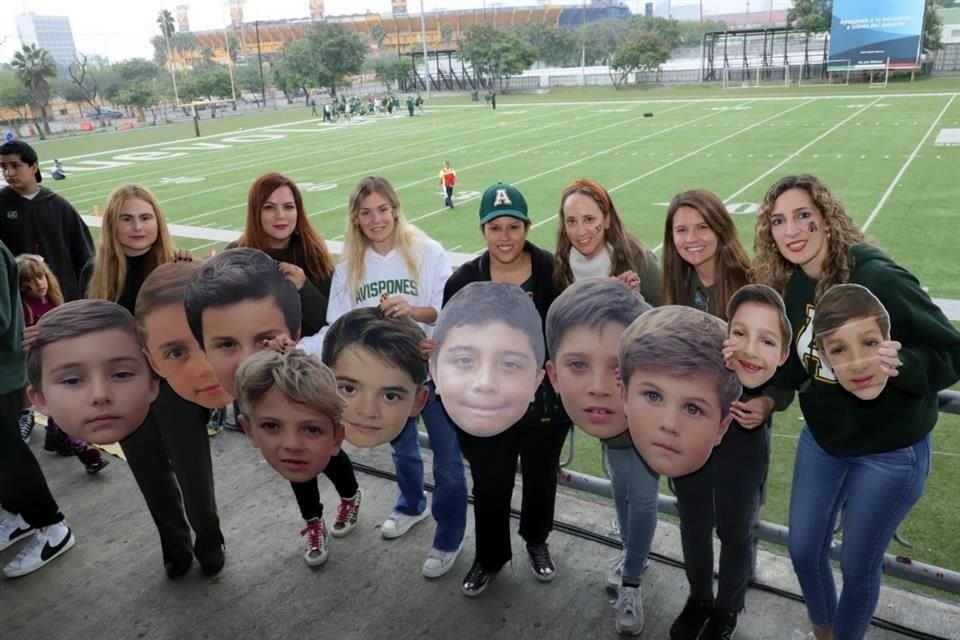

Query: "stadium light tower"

xmin=420 ymin=0 xmax=431 ymax=98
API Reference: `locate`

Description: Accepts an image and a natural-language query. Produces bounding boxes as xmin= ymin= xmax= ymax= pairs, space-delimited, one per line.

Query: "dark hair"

xmin=184 ymin=248 xmax=301 ymax=347
xmin=726 ymin=284 xmax=792 ymax=351
xmin=26 ymin=299 xmax=142 ymax=389
xmin=545 ymin=278 xmax=651 ymax=359
xmin=619 ymin=305 xmax=741 ymax=416
xmin=322 ymin=307 xmax=428 ymax=385
xmin=433 ymin=281 xmax=544 ymax=367
xmin=813 ymin=283 xmax=890 ymax=352
xmin=135 ymin=261 xmax=199 ymax=341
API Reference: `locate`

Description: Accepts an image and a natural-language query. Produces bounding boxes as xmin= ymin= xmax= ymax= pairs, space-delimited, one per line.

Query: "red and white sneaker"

xmin=300 ymin=518 xmax=328 ymax=567
xmin=331 ymin=490 xmax=362 ymax=538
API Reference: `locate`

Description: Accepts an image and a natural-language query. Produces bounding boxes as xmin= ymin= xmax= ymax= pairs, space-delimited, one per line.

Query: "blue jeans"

xmin=788 ymin=426 xmax=931 ymax=640
xmin=390 ymin=380 xmax=467 ymax=552
xmin=604 ymin=443 xmax=659 ymax=584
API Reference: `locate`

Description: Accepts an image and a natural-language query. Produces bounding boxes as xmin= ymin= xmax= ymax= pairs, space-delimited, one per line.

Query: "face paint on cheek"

xmin=808 ymin=221 xmax=819 ymax=234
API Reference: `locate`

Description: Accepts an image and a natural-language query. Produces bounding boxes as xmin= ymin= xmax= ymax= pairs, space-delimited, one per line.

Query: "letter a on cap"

xmin=493 ymin=188 xmax=512 ymax=207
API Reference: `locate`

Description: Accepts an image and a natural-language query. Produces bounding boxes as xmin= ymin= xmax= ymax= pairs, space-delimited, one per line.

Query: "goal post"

xmin=721 ymin=65 xmax=792 ymax=89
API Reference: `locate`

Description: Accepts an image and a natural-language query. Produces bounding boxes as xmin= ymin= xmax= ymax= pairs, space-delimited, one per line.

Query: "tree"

xmin=234 ymin=63 xmax=264 ymax=94
xmin=278 ymin=39 xmax=316 ymax=103
xmin=0 ymin=69 xmax=31 ymax=136
xmin=227 ymin=36 xmax=240 ymax=64
xmin=629 ymin=16 xmax=683 ymax=49
xmin=462 ymin=25 xmax=538 ymax=90
xmin=370 ymin=23 xmax=387 ymax=53
xmin=157 ymin=9 xmax=176 ymax=40
xmin=923 ymin=0 xmax=945 ymax=53
xmin=303 ymin=23 xmax=367 ymax=96
xmin=66 ymin=54 xmax=103 ymax=114
xmin=579 ymin=18 xmax=632 ymax=66
xmin=440 ymin=23 xmax=454 ymax=46
xmin=609 ymin=30 xmax=671 ymax=89
xmin=787 ymin=0 xmax=833 ymax=33
xmin=369 ymin=54 xmax=412 ymax=90
xmin=10 ymin=44 xmax=57 ymax=137
xmin=514 ymin=23 xmax=580 ymax=67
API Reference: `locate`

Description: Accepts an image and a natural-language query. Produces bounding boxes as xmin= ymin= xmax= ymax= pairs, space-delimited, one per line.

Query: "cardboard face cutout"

xmin=431 ymin=282 xmax=545 ymax=437
xmin=141 ymin=303 xmax=233 ymax=410
xmin=619 ymin=306 xmax=740 ymax=477
xmin=813 ymin=284 xmax=892 ymax=401
xmin=725 ymin=290 xmax=790 ymax=390
xmin=29 ymin=327 xmax=159 ymax=444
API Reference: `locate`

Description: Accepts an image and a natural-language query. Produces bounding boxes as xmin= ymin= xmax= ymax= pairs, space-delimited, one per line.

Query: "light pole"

xmin=420 ymin=0 xmax=431 ymax=98
xmin=580 ymin=0 xmax=586 ymax=87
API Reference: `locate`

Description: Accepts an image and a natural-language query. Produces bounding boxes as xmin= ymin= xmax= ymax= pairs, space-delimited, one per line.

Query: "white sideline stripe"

xmin=723 ymin=97 xmax=883 ymax=202
xmin=862 ymin=94 xmax=957 ymax=231
xmin=80 ymin=215 xmax=477 ymax=265
xmin=933 ymin=298 xmax=960 ymax=322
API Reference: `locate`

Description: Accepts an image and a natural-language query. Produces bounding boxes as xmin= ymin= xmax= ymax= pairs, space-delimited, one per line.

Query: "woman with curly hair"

xmin=753 ymin=174 xmax=960 ymax=640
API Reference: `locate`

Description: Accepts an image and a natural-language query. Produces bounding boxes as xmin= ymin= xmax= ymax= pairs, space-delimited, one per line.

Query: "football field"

xmin=27 ymin=82 xmax=960 ymax=596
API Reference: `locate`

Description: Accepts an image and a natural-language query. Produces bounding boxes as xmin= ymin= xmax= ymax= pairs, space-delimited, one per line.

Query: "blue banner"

xmin=828 ymin=0 xmax=925 ymax=69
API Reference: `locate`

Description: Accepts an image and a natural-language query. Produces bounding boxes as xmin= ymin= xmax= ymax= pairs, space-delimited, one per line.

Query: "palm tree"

xmin=157 ymin=9 xmax=176 ymax=40
xmin=371 ymin=23 xmax=387 ymax=53
xmin=10 ymin=44 xmax=56 ymax=137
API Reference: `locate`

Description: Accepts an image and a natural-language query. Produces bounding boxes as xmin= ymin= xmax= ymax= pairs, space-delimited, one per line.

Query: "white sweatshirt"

xmin=298 ymin=234 xmax=451 ymax=356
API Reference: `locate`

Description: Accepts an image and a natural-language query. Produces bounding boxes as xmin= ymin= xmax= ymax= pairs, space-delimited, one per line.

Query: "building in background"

xmin=14 ymin=13 xmax=77 ymax=71
xmin=176 ymin=5 xmax=191 ymax=32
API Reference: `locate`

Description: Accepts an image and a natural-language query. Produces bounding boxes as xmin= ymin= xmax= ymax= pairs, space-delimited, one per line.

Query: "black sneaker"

xmin=18 ymin=410 xmax=35 ymax=441
xmin=526 ymin=543 xmax=556 ymax=582
xmin=165 ymin=557 xmax=193 ymax=579
xmin=44 ymin=429 xmax=74 ymax=457
xmin=670 ymin=596 xmax=714 ymax=640
xmin=702 ymin=611 xmax=738 ymax=640
xmin=461 ymin=561 xmax=496 ymax=597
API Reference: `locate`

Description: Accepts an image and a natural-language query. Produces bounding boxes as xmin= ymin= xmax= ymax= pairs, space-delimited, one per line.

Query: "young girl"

xmin=306 ymin=175 xmax=468 ymax=580
xmin=229 ymin=172 xmax=363 ymax=567
xmin=753 ymin=174 xmax=960 ymax=640
xmin=16 ymin=253 xmax=108 ymax=474
xmin=84 ymin=184 xmax=225 ymax=578
xmin=554 ymin=178 xmax=661 ymax=306
xmin=660 ymin=189 xmax=784 ymax=640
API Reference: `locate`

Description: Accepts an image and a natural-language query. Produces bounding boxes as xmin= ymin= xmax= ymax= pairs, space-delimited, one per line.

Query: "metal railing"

xmin=416 ymin=389 xmax=960 ymax=596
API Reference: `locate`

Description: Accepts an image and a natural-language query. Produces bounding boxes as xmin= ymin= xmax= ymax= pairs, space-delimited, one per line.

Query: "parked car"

xmin=85 ymin=108 xmax=125 ymax=119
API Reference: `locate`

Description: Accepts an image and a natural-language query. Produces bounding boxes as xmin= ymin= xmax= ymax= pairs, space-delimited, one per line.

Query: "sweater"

xmin=773 ymin=243 xmax=960 ymax=456
xmin=0 ymin=240 xmax=25 ymax=394
xmin=79 ymin=252 xmax=153 ymax=315
xmin=0 ymin=186 xmax=94 ymax=301
xmin=22 ymin=296 xmax=57 ymax=326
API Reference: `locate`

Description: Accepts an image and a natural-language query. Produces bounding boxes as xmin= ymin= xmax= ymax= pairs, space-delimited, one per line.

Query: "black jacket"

xmin=0 ymin=186 xmax=94 ymax=301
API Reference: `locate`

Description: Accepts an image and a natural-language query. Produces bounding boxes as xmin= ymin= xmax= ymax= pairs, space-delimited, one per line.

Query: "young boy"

xmin=544 ymin=278 xmax=656 ymax=636
xmin=320 ymin=307 xmax=429 ymax=450
xmin=184 ymin=248 xmax=362 ymax=567
xmin=26 ymin=299 xmax=159 ymax=445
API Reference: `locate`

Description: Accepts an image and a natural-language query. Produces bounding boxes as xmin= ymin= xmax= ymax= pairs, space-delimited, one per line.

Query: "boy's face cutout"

xmin=727 ymin=302 xmax=788 ymax=389
xmin=28 ymin=329 xmax=159 ymax=444
xmin=431 ymin=321 xmax=544 ymax=437
xmin=547 ymin=323 xmax=627 ymax=440
xmin=332 ymin=345 xmax=428 ymax=447
xmin=142 ymin=303 xmax=233 ymax=409
xmin=820 ymin=316 xmax=889 ymax=401
xmin=623 ymin=370 xmax=732 ymax=478
xmin=201 ymin=297 xmax=294 ymax=396
xmin=239 ymin=390 xmax=343 ymax=483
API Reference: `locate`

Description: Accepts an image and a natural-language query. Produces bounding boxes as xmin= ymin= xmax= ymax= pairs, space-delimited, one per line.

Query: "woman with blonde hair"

xmin=305 ymin=175 xmax=468 ymax=580
xmin=553 ymin=178 xmax=661 ymax=304
xmin=753 ymin=174 xmax=960 ymax=640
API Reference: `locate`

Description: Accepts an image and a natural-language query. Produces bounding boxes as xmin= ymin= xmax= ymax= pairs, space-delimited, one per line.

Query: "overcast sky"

xmin=1 ymin=0 xmax=791 ymax=64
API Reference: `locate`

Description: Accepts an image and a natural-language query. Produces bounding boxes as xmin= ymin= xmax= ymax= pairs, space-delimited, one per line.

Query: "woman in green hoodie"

xmin=753 ymin=174 xmax=960 ymax=640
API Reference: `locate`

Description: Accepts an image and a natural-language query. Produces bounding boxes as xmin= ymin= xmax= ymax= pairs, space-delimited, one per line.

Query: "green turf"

xmin=29 ymin=82 xmax=960 ymax=596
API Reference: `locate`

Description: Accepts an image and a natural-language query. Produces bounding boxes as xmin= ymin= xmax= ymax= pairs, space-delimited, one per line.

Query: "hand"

xmin=380 ymin=295 xmax=413 ymax=319
xmin=613 ymin=270 xmax=641 ymax=293
xmin=172 ymin=248 xmax=193 ymax=262
xmin=277 ymin=262 xmax=306 ymax=290
xmin=261 ymin=334 xmax=297 ymax=354
xmin=419 ymin=338 xmax=437 ymax=361
xmin=729 ymin=396 xmax=774 ymax=430
xmin=22 ymin=325 xmax=39 ymax=351
xmin=722 ymin=337 xmax=739 ymax=372
xmin=877 ymin=340 xmax=903 ymax=377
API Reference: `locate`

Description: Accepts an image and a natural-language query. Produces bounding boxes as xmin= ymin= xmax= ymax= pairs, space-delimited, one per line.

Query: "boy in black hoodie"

xmin=0 ymin=141 xmax=94 ymax=301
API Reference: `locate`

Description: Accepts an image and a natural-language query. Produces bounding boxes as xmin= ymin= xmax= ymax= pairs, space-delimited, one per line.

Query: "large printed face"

xmin=28 ymin=329 xmax=159 ymax=444
xmin=331 ymin=345 xmax=428 ymax=447
xmin=547 ymin=323 xmax=627 ymax=440
xmin=431 ymin=321 xmax=544 ymax=437
xmin=623 ymin=370 xmax=731 ymax=478
xmin=141 ymin=303 xmax=232 ymax=409
xmin=239 ymin=390 xmax=343 ymax=483
xmin=820 ymin=316 xmax=889 ymax=401
xmin=727 ymin=301 xmax=788 ymax=390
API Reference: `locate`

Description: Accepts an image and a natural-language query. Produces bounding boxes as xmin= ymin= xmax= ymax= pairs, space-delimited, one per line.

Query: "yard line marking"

xmin=862 ymin=94 xmax=957 ymax=232
xmin=723 ymin=97 xmax=882 ymax=203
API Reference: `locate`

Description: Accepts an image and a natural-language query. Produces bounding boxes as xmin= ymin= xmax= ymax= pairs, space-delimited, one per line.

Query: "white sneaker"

xmin=3 ymin=521 xmax=75 ymax=578
xmin=422 ymin=543 xmax=463 ymax=578
xmin=381 ymin=496 xmax=430 ymax=539
xmin=0 ymin=510 xmax=35 ymax=552
xmin=614 ymin=584 xmax=644 ymax=636
xmin=606 ymin=553 xmax=625 ymax=591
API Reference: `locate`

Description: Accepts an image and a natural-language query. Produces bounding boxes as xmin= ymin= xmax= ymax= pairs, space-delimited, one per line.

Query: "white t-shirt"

xmin=298 ymin=233 xmax=451 ymax=356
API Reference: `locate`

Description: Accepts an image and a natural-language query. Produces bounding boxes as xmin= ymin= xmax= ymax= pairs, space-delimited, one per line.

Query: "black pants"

xmin=673 ymin=420 xmax=771 ymax=613
xmin=443 ymin=185 xmax=454 ymax=208
xmin=120 ymin=382 xmax=223 ymax=569
xmin=289 ymin=450 xmax=359 ymax=522
xmin=0 ymin=387 xmax=63 ymax=528
xmin=456 ymin=422 xmax=570 ymax=572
